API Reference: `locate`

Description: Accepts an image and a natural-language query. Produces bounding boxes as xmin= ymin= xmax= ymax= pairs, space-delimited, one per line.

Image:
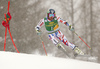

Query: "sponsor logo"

xmin=49 ymin=22 xmax=54 ymax=24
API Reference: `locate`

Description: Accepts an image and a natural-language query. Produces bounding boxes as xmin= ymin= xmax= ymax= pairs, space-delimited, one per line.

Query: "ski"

xmin=74 ymin=53 xmax=90 ymax=57
xmin=73 ymin=46 xmax=84 ymax=55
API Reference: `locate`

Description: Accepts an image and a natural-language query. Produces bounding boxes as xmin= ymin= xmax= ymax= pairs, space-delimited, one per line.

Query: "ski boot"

xmin=56 ymin=44 xmax=66 ymax=51
xmin=57 ymin=44 xmax=64 ymax=49
xmin=73 ymin=46 xmax=84 ymax=55
xmin=57 ymin=44 xmax=61 ymax=49
xmin=56 ymin=44 xmax=70 ymax=57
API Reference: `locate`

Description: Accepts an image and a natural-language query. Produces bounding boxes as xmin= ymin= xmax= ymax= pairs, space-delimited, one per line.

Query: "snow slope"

xmin=0 ymin=51 xmax=100 ymax=69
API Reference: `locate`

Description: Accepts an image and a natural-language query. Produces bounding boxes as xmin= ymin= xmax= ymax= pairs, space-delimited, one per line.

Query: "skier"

xmin=2 ymin=11 xmax=12 ymax=29
xmin=35 ymin=9 xmax=83 ymax=55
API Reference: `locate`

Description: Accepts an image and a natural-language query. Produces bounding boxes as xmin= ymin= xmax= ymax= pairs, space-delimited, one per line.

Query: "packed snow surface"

xmin=0 ymin=51 xmax=100 ymax=69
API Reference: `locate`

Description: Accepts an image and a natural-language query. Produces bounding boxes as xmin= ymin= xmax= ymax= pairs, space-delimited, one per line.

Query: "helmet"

xmin=47 ymin=9 xmax=55 ymax=18
xmin=47 ymin=9 xmax=55 ymax=14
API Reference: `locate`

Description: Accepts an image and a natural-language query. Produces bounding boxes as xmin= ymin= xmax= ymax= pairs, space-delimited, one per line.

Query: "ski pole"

xmin=39 ymin=36 xmax=47 ymax=56
xmin=74 ymin=31 xmax=91 ymax=49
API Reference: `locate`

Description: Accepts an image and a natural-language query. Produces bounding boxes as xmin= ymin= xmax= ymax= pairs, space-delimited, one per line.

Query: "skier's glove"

xmin=35 ymin=27 xmax=41 ymax=35
xmin=69 ymin=25 xmax=74 ymax=31
xmin=65 ymin=22 xmax=69 ymax=26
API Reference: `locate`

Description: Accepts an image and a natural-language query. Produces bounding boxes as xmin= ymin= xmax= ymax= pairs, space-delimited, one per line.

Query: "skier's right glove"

xmin=69 ymin=25 xmax=74 ymax=31
xmin=35 ymin=27 xmax=41 ymax=35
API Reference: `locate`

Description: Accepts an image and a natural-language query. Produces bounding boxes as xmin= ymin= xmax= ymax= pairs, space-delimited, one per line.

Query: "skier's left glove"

xmin=69 ymin=25 xmax=74 ymax=31
xmin=35 ymin=27 xmax=41 ymax=35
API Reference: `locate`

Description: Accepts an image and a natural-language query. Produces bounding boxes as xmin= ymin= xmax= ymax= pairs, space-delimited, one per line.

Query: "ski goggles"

xmin=49 ymin=14 xmax=55 ymax=17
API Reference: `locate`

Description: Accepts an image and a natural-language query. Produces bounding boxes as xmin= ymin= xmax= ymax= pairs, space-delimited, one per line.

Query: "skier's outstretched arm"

xmin=56 ymin=16 xmax=69 ymax=26
xmin=56 ymin=16 xmax=74 ymax=31
xmin=35 ymin=19 xmax=44 ymax=35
